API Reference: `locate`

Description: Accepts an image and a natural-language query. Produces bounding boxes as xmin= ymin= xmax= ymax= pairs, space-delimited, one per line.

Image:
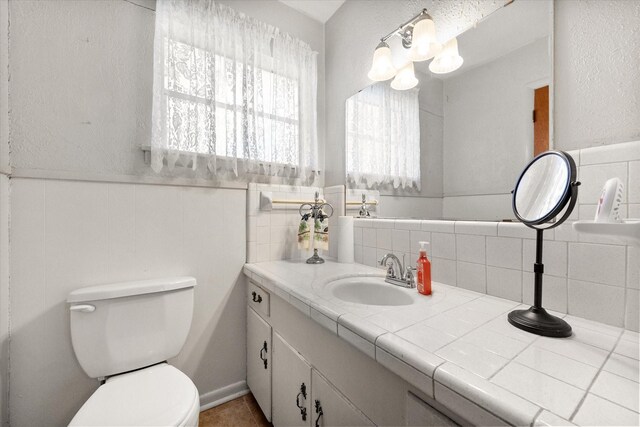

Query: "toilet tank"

xmin=67 ymin=277 xmax=196 ymax=378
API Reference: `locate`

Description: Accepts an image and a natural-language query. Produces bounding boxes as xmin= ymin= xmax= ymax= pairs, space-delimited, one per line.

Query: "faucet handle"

xmin=379 ymin=257 xmax=395 ymax=277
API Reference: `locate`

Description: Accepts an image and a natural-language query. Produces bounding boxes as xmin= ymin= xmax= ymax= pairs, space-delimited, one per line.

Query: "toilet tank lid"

xmin=67 ymin=277 xmax=197 ymax=303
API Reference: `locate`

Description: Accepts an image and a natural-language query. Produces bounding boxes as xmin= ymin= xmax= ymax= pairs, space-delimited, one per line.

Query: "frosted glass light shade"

xmin=391 ymin=62 xmax=418 ymax=90
xmin=368 ymin=42 xmax=397 ymax=81
xmin=408 ymin=17 xmax=442 ymax=62
xmin=429 ymin=37 xmax=464 ymax=74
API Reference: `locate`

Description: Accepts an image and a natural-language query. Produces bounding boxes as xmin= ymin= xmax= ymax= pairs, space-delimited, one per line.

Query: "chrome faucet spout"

xmin=379 ymin=253 xmax=416 ymax=288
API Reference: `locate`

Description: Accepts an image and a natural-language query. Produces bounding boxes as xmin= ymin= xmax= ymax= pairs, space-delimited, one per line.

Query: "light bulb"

xmin=368 ymin=41 xmax=397 ymax=81
xmin=391 ymin=62 xmax=418 ymax=90
xmin=408 ymin=16 xmax=442 ymax=62
xmin=429 ymin=37 xmax=464 ymax=74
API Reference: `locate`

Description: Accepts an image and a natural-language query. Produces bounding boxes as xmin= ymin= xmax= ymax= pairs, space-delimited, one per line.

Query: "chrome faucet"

xmin=358 ymin=193 xmax=371 ymax=218
xmin=379 ymin=253 xmax=416 ymax=288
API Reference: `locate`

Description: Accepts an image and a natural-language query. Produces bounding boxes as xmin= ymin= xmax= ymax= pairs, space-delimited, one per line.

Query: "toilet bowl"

xmin=69 ymin=364 xmax=200 ymax=426
xmin=67 ymin=277 xmax=199 ymax=427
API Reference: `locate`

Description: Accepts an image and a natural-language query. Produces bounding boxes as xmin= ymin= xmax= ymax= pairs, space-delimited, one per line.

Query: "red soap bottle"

xmin=417 ymin=241 xmax=432 ymax=295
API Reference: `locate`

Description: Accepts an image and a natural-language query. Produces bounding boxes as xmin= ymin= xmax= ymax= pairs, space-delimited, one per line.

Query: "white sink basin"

xmin=328 ymin=277 xmax=415 ymax=306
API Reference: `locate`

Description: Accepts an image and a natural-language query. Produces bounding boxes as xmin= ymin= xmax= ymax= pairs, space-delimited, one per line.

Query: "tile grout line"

xmin=568 ymin=330 xmax=625 ymax=422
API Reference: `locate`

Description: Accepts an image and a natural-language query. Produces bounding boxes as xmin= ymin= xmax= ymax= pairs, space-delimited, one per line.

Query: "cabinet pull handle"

xmin=259 ymin=341 xmax=268 ymax=369
xmin=314 ymin=400 xmax=323 ymax=427
xmin=251 ymin=291 xmax=263 ymax=303
xmin=296 ymin=383 xmax=307 ymax=421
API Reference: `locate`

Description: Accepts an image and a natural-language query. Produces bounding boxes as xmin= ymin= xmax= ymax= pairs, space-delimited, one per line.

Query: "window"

xmin=345 ymin=82 xmax=421 ymax=190
xmin=151 ymin=1 xmax=318 ymax=182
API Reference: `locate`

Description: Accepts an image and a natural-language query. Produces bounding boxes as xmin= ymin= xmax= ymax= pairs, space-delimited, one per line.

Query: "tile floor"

xmin=199 ymin=393 xmax=271 ymax=427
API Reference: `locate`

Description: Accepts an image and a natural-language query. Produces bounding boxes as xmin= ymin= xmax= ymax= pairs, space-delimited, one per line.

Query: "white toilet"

xmin=66 ymin=277 xmax=200 ymax=426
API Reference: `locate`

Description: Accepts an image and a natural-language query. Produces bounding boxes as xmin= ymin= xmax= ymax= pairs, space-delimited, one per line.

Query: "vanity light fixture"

xmin=391 ymin=62 xmax=419 ymax=90
xmin=368 ymin=8 xmax=465 ymax=89
xmin=367 ymin=41 xmax=397 ymax=81
xmin=429 ymin=37 xmax=464 ymax=74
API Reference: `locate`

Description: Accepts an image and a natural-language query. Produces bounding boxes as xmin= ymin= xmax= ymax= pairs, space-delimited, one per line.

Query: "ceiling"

xmin=278 ymin=0 xmax=346 ymax=23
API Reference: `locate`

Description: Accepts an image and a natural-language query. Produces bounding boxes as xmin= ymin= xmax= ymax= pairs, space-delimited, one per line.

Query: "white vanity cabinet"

xmin=311 ymin=370 xmax=373 ymax=427
xmin=246 ymin=279 xmax=459 ymax=427
xmin=272 ymin=332 xmax=312 ymax=426
xmin=247 ymin=307 xmax=272 ymax=421
xmin=272 ymin=331 xmax=371 ymax=427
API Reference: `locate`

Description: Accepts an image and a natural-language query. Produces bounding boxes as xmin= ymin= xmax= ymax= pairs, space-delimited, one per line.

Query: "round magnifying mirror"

xmin=513 ymin=151 xmax=576 ymax=227
xmin=508 ymin=151 xmax=579 ymax=338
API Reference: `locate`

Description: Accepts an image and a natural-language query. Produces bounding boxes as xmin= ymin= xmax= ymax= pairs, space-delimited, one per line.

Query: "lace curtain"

xmin=345 ymin=83 xmax=421 ymax=190
xmin=151 ymin=0 xmax=319 ymax=183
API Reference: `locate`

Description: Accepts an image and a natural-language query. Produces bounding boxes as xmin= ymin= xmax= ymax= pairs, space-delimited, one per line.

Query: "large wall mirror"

xmin=344 ymin=0 xmax=553 ymax=221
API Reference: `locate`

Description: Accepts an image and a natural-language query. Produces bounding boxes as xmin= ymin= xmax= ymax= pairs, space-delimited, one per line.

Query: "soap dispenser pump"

xmin=417 ymin=241 xmax=432 ymax=295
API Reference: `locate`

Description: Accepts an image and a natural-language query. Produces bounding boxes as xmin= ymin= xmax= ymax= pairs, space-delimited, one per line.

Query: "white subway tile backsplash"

xmin=625 ymin=289 xmax=639 ymax=332
xmin=580 ymin=140 xmax=640 ymax=165
xmin=421 ymin=220 xmax=455 ymax=233
xmin=362 ymin=227 xmax=377 ymax=248
xmin=630 ymin=161 xmax=640 ymax=204
xmin=432 ymin=257 xmax=456 ymax=286
xmin=351 ymin=135 xmax=637 ymax=332
xmin=456 ymin=234 xmax=485 ymax=264
xmin=578 ymin=162 xmax=628 ymax=202
xmin=486 ymin=267 xmax=522 ymax=302
xmin=454 ymin=221 xmax=497 ymax=236
xmin=522 ymin=273 xmax=568 ymax=313
xmin=256 ymin=226 xmax=270 ymax=245
xmin=354 ymin=226 xmax=363 ymax=246
xmin=568 ymin=243 xmax=626 ymax=287
xmin=431 ymin=232 xmax=456 ymax=260
xmin=409 ymin=230 xmax=430 ymax=256
xmin=376 ymin=228 xmax=393 ymax=250
xmin=523 ymin=240 xmax=568 ymax=277
xmin=568 ymin=280 xmax=625 ymax=327
xmin=392 ymin=229 xmax=410 ymax=253
xmin=487 ymin=237 xmax=522 ymax=269
xmin=394 ymin=219 xmax=422 ymax=231
xmin=497 ymin=222 xmax=536 ymax=239
xmin=456 ymin=261 xmax=486 ymax=293
xmin=628 ymin=246 xmax=639 ymax=289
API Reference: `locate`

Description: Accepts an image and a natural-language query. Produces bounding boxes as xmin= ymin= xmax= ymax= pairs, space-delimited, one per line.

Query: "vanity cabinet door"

xmin=247 ymin=307 xmax=272 ymax=421
xmin=311 ymin=370 xmax=373 ymax=427
xmin=272 ymin=332 xmax=312 ymax=427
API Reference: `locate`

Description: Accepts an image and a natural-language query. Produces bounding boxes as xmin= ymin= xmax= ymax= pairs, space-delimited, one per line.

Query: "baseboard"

xmin=199 ymin=380 xmax=250 ymax=411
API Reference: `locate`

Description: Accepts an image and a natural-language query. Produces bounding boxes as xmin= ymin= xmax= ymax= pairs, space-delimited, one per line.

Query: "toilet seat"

xmin=69 ymin=363 xmax=200 ymax=427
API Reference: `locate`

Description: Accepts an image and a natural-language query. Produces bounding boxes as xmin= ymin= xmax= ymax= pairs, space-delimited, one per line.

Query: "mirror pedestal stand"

xmin=508 ymin=229 xmax=572 ymax=338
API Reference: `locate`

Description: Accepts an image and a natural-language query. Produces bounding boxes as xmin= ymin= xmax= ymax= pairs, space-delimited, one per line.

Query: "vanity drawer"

xmin=248 ymin=281 xmax=270 ymax=318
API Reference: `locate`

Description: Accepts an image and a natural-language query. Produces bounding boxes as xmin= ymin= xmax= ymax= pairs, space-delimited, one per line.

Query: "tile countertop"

xmin=243 ymin=260 xmax=640 ymax=427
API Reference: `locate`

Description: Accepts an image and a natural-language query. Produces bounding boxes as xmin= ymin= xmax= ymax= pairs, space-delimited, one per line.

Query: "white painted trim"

xmin=199 ymin=380 xmax=250 ymax=412
xmin=10 ymin=168 xmax=249 ymax=190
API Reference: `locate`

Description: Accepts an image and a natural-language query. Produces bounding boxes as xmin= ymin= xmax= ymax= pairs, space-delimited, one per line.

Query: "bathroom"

xmin=0 ymin=0 xmax=638 ymax=426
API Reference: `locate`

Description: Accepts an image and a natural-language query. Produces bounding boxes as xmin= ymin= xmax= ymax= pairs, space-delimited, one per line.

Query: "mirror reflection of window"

xmin=345 ymin=83 xmax=421 ymax=190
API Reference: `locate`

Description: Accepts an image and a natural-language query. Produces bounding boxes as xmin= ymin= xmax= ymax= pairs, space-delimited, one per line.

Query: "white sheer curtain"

xmin=151 ymin=0 xmax=319 ymax=183
xmin=345 ymin=83 xmax=421 ymax=190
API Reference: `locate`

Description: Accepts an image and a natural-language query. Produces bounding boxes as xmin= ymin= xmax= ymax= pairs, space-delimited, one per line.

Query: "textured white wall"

xmin=10 ymin=179 xmax=247 ymax=426
xmin=554 ymin=0 xmax=640 ymax=151
xmin=9 ymin=0 xmax=325 ymax=183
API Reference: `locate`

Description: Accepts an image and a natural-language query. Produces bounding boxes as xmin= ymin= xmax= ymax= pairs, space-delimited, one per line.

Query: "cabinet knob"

xmin=259 ymin=341 xmax=268 ymax=369
xmin=314 ymin=400 xmax=324 ymax=427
